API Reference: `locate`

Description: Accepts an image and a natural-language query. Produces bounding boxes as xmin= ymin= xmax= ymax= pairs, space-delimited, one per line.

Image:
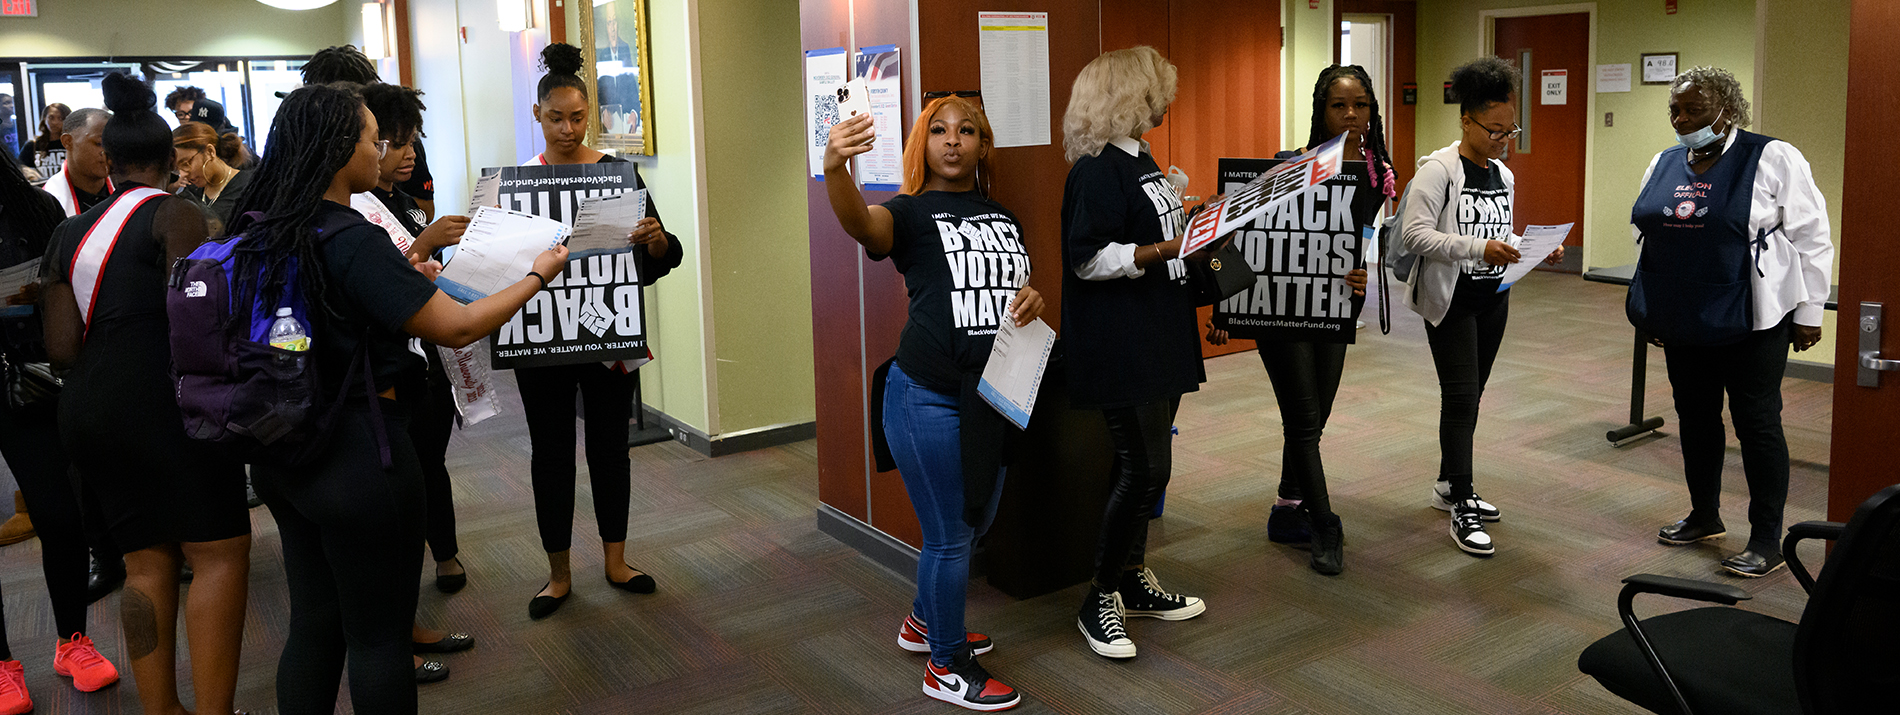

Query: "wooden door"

xmin=1492 ymin=13 xmax=1587 ymax=270
xmin=1829 ymin=0 xmax=1900 ymax=522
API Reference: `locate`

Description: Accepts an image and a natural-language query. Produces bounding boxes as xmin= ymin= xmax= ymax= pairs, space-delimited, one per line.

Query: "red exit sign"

xmin=1 ymin=0 xmax=37 ymax=18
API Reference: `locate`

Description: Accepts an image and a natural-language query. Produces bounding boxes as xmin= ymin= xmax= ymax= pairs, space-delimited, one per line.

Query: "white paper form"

xmin=804 ymin=48 xmax=849 ymax=178
xmin=468 ymin=171 xmax=501 ymax=214
xmin=1496 ymin=223 xmax=1573 ymax=291
xmin=978 ymin=12 xmax=1051 ymax=148
xmin=0 ymin=259 xmax=39 ymax=318
xmin=567 ymin=190 xmax=648 ymax=258
xmin=435 ymin=206 xmax=571 ymax=303
xmin=977 ymin=317 xmax=1056 ymax=430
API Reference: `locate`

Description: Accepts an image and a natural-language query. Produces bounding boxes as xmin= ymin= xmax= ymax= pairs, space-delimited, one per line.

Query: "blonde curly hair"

xmin=1062 ymin=46 xmax=1177 ymax=163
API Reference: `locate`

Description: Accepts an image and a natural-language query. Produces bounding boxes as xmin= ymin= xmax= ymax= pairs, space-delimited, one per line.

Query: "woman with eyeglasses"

xmin=1398 ymin=56 xmax=1564 ymax=557
xmin=172 ymin=122 xmax=253 ymax=229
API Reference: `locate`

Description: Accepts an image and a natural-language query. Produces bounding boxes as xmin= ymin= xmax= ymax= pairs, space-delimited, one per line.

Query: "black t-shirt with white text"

xmin=873 ymin=190 xmax=1030 ymax=394
xmin=1454 ymin=155 xmax=1511 ymax=304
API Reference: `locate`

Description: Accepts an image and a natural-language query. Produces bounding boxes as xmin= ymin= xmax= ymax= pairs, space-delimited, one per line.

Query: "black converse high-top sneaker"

xmin=922 ymin=647 xmax=1020 ymax=711
xmin=1076 ymin=585 xmax=1137 ymax=659
xmin=1117 ymin=567 xmax=1206 ymax=621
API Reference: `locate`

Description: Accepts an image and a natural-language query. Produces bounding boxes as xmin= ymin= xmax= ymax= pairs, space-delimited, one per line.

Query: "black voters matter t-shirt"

xmin=1454 ymin=155 xmax=1512 ymax=301
xmin=872 ymin=190 xmax=1030 ymax=394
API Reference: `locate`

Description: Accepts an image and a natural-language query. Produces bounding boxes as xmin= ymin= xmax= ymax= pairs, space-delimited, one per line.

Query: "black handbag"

xmin=1184 ymin=236 xmax=1255 ymax=307
xmin=1 ymin=353 xmax=60 ymax=410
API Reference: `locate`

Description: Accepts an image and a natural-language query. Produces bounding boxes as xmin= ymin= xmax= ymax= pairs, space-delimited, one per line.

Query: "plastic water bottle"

xmin=268 ymin=307 xmax=310 ymax=352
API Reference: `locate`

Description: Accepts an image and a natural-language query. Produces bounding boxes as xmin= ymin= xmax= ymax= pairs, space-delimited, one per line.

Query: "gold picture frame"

xmin=579 ymin=0 xmax=655 ymax=155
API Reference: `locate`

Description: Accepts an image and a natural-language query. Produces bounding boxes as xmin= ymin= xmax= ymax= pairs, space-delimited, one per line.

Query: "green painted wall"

xmin=1283 ymin=0 xmax=1337 ymax=150
xmin=698 ymin=0 xmax=815 ymax=434
xmin=1758 ymin=0 xmax=1848 ymax=360
xmin=0 ymin=0 xmax=351 ymax=57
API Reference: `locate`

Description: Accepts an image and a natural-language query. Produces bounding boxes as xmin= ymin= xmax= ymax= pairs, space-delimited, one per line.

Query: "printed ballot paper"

xmin=1496 ymin=223 xmax=1573 ymax=291
xmin=977 ymin=317 xmax=1056 ymax=430
xmin=467 ymin=171 xmax=501 ymax=214
xmin=567 ymin=190 xmax=648 ymax=258
xmin=435 ymin=206 xmax=570 ymax=303
xmin=0 ymin=259 xmax=39 ymax=317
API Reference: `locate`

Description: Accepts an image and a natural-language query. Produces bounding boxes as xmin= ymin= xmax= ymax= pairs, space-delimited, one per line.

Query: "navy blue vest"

xmin=1626 ymin=130 xmax=1774 ymax=346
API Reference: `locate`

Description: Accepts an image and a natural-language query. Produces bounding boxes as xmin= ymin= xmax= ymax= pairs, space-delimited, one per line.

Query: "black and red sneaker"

xmin=898 ymin=614 xmax=993 ymax=656
xmin=922 ymin=648 xmax=1020 ymax=711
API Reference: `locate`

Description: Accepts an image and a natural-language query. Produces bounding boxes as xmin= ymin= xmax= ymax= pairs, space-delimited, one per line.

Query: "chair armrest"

xmin=1784 ymin=520 xmax=1846 ymax=594
xmin=1614 ymin=575 xmax=1752 ymax=715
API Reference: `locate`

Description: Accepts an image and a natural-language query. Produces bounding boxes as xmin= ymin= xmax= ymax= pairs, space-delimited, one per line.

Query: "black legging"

xmin=1260 ymin=341 xmax=1348 ymax=515
xmin=1091 ymin=396 xmax=1180 ymax=590
xmin=1663 ymin=317 xmax=1793 ymax=554
xmin=1423 ymin=290 xmax=1510 ymax=500
xmin=516 ymin=362 xmax=634 ymax=553
xmin=0 ymin=399 xmax=90 ymax=649
xmin=400 ymin=350 xmax=458 ymax=564
xmin=253 ymin=403 xmax=424 ymax=715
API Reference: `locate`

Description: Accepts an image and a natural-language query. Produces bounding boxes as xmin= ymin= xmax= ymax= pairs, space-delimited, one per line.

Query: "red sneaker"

xmin=898 ymin=614 xmax=993 ymax=656
xmin=54 ymin=633 xmax=120 ymax=692
xmin=923 ymin=650 xmax=1019 ymax=711
xmin=0 ymin=660 xmax=31 ymax=715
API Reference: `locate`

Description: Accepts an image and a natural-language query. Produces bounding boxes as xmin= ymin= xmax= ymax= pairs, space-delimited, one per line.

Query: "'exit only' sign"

xmin=1 ymin=0 xmax=36 ymax=18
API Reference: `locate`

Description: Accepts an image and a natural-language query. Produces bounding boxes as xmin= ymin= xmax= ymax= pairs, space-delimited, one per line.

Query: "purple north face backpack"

xmin=167 ymin=211 xmax=386 ymax=467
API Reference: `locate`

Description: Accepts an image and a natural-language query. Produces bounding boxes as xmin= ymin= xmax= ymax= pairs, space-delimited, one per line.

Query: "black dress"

xmin=48 ymin=185 xmax=248 ymax=553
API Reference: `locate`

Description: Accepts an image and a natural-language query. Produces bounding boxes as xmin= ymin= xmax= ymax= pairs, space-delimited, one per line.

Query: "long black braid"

xmin=1306 ymin=64 xmax=1396 ymax=199
xmin=302 ymin=45 xmax=380 ymax=85
xmin=225 ymin=83 xmax=366 ymax=327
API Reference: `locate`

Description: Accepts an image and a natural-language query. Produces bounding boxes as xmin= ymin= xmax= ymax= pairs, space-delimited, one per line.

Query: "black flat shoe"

xmin=607 ymin=570 xmax=656 ymax=594
xmin=1658 ymin=518 xmax=1727 ymax=545
xmin=414 ymin=659 xmax=449 ymax=683
xmin=1720 ymin=549 xmax=1785 ymax=578
xmin=528 ymin=584 xmax=569 ymax=619
xmin=435 ymin=573 xmax=467 ymax=594
xmin=411 ymin=632 xmax=475 ymax=654
xmin=1307 ymin=511 xmax=1344 ymax=576
xmin=86 ymin=556 xmax=125 ymax=605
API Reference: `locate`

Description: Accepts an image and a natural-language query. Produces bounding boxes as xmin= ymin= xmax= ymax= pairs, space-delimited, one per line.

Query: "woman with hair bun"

xmin=1399 ymin=56 xmax=1564 ymax=557
xmin=517 ymin=43 xmax=683 ymax=621
xmin=1060 ymin=46 xmax=1207 ymax=661
xmin=172 ymin=122 xmax=254 ymax=228
xmin=42 ymin=71 xmax=248 ymax=715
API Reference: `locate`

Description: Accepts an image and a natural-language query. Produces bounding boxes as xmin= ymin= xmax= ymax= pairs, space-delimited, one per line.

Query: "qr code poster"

xmin=805 ymin=47 xmax=849 ymax=178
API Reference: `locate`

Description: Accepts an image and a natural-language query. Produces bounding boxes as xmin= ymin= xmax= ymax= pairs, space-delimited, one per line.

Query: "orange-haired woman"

xmin=822 ymin=96 xmax=1039 ymax=712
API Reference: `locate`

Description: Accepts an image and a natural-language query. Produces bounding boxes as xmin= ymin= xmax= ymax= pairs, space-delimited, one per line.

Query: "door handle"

xmin=1859 ymin=302 xmax=1900 ymax=387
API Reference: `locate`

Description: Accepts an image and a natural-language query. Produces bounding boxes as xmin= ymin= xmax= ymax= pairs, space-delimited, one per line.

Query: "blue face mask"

xmin=1676 ymin=110 xmax=1726 ymax=151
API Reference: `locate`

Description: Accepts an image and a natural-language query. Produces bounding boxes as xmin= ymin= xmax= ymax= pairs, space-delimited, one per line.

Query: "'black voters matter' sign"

xmin=483 ymin=163 xmax=650 ymax=369
xmin=1211 ymin=158 xmax=1367 ymax=344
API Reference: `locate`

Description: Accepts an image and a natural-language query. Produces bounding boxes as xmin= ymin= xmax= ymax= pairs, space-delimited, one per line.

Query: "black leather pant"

xmin=1260 ymin=341 xmax=1348 ymax=515
xmin=1091 ymin=396 xmax=1180 ymax=590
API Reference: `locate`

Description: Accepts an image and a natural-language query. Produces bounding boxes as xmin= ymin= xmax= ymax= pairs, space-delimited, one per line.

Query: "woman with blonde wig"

xmin=1060 ymin=46 xmax=1206 ymax=661
xmin=823 ymin=95 xmax=1040 ymax=711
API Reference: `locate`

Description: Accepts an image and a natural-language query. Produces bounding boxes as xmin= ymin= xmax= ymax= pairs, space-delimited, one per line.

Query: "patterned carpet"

xmin=0 ymin=274 xmax=1831 ymax=713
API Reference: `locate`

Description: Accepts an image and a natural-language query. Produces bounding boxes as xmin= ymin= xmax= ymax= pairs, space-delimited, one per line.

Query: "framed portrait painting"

xmin=581 ymin=0 xmax=655 ymax=155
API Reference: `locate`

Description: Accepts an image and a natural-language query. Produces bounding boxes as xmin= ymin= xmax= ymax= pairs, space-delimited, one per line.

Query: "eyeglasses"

xmin=172 ymin=110 xmax=192 ymax=121
xmin=368 ymin=139 xmax=391 ymax=160
xmin=1476 ymin=121 xmax=1522 ymax=141
xmin=924 ymin=90 xmax=982 ymax=100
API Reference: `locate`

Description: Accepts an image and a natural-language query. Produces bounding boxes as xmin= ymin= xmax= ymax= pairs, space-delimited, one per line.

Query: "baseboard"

xmin=1786 ymin=359 xmax=1832 ymax=384
xmin=631 ymin=407 xmax=816 ymax=457
xmin=816 ymin=504 xmax=919 ymax=579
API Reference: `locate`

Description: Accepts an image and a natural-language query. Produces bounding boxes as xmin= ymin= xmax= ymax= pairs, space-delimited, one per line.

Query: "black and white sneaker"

xmin=1432 ymin=481 xmax=1500 ymax=521
xmin=1076 ymin=586 xmax=1136 ymax=659
xmin=1117 ymin=567 xmax=1206 ymax=621
xmin=922 ymin=648 xmax=1020 ymax=711
xmin=1450 ymin=499 xmax=1495 ymax=556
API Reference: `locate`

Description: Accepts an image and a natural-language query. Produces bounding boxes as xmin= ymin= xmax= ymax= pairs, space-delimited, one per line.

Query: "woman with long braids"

xmin=1400 ymin=57 xmax=1565 ymax=556
xmin=516 ymin=43 xmax=683 ymax=620
xmin=1205 ymin=65 xmax=1389 ymax=575
xmin=233 ymin=82 xmax=567 ymax=714
xmin=1061 ymin=46 xmax=1207 ymax=661
xmin=825 ymin=93 xmax=1039 ymax=711
xmin=0 ymin=148 xmax=120 ymax=714
xmin=42 ymin=72 xmax=247 ymax=715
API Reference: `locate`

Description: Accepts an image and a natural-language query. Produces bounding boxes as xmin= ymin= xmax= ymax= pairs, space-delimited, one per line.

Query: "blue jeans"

xmin=883 ymin=363 xmax=1006 ymax=666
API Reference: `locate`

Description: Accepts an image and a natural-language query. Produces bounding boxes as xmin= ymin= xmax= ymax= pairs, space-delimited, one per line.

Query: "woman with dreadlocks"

xmin=233 ymin=82 xmax=567 ymax=714
xmin=1205 ymin=64 xmax=1391 ymax=575
xmin=42 ymin=72 xmax=244 ymax=715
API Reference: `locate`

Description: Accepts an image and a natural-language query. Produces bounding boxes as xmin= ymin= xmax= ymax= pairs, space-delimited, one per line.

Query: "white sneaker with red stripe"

xmin=898 ymin=614 xmax=993 ymax=656
xmin=922 ymin=649 xmax=1020 ymax=711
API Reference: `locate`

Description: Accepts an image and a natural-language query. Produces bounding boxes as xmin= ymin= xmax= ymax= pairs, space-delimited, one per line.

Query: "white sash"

xmin=349 ymin=192 xmax=417 ymax=256
xmin=44 ymin=162 xmax=113 ymax=218
xmin=70 ymin=187 xmax=169 ymax=328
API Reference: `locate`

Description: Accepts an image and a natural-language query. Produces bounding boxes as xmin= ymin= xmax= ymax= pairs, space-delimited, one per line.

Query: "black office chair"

xmin=1577 ymin=483 xmax=1900 ymax=715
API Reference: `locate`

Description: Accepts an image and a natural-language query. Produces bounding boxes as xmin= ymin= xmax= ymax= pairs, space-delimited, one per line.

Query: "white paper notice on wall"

xmin=853 ymin=45 xmax=905 ymax=191
xmin=804 ymin=47 xmax=848 ymax=179
xmin=978 ymin=11 xmax=1051 ymax=148
xmin=1595 ymin=63 xmax=1632 ymax=93
xmin=1541 ymin=69 xmax=1568 ymax=105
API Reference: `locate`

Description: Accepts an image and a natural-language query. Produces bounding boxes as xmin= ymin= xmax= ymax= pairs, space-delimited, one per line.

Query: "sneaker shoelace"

xmin=1453 ymin=503 xmax=1487 ymax=533
xmin=63 ymin=634 xmax=108 ymax=669
xmin=0 ymin=664 xmax=22 ymax=697
xmin=1095 ymin=593 xmax=1129 ymax=640
xmin=1136 ymin=569 xmax=1181 ymax=603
